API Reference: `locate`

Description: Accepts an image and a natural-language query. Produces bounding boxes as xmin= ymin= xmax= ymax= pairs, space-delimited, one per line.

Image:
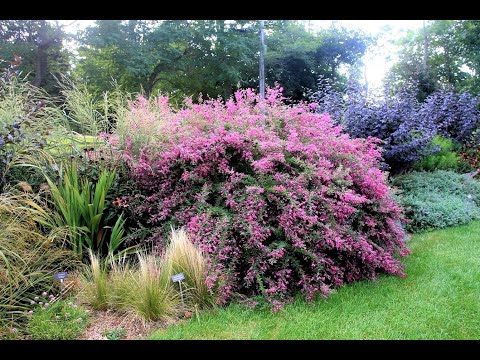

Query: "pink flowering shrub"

xmin=122 ymin=87 xmax=410 ymax=309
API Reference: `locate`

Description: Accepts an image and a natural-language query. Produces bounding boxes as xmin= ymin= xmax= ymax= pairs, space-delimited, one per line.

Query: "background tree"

xmin=387 ymin=20 xmax=480 ymax=100
xmin=262 ymin=22 xmax=370 ymax=100
xmin=75 ymin=20 xmax=371 ymax=102
xmin=75 ymin=20 xmax=259 ymax=100
xmin=0 ymin=20 xmax=70 ymax=95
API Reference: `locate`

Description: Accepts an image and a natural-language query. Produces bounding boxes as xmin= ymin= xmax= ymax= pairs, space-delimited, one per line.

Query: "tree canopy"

xmin=0 ymin=20 xmax=69 ymax=95
xmin=387 ymin=20 xmax=480 ymax=100
xmin=73 ymin=20 xmax=370 ymax=101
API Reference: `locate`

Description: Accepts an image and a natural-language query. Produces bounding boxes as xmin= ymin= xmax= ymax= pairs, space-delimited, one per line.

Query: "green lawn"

xmin=149 ymin=221 xmax=480 ymax=340
xmin=46 ymin=134 xmax=101 ymax=155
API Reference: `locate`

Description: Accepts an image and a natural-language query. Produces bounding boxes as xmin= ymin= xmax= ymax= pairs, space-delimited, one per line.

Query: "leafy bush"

xmin=122 ymin=87 xmax=409 ymax=309
xmin=312 ymin=80 xmax=438 ymax=170
xmin=0 ymin=63 xmax=69 ymax=192
xmin=413 ymin=136 xmax=462 ymax=171
xmin=311 ymin=80 xmax=480 ymax=171
xmin=423 ymin=90 xmax=480 ymax=145
xmin=459 ymin=146 xmax=480 ymax=172
xmin=392 ymin=170 xmax=480 ymax=232
xmin=27 ymin=299 xmax=88 ymax=340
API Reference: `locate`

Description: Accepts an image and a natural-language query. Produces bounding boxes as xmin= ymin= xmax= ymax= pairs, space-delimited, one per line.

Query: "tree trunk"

xmin=423 ymin=20 xmax=429 ymax=74
xmin=33 ymin=21 xmax=48 ymax=88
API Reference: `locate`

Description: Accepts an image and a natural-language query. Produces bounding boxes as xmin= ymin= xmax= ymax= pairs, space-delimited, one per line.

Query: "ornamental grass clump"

xmin=0 ymin=190 xmax=77 ymax=330
xmin=123 ymin=87 xmax=410 ymax=310
xmin=80 ymin=251 xmax=108 ymax=310
xmin=164 ymin=228 xmax=214 ymax=308
xmin=129 ymin=253 xmax=179 ymax=322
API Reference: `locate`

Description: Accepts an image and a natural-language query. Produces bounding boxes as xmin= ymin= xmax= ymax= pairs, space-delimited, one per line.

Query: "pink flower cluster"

xmin=122 ymin=86 xmax=410 ymax=308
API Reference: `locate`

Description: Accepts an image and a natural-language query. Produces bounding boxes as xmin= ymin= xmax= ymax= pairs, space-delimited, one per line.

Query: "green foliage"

xmin=0 ymin=67 xmax=71 ymax=191
xmin=75 ymin=20 xmax=370 ymax=102
xmin=0 ymin=191 xmax=78 ymax=330
xmin=414 ymin=136 xmax=462 ymax=171
xmin=266 ymin=22 xmax=371 ymax=99
xmin=27 ymin=299 xmax=88 ymax=340
xmin=58 ymin=77 xmax=110 ymax=136
xmin=392 ymin=170 xmax=480 ymax=232
xmin=46 ymin=160 xmax=124 ymax=257
xmin=387 ymin=20 xmax=480 ymax=99
xmin=458 ymin=145 xmax=480 ymax=172
xmin=0 ymin=20 xmax=70 ymax=95
xmin=108 ymin=215 xmax=127 ymax=256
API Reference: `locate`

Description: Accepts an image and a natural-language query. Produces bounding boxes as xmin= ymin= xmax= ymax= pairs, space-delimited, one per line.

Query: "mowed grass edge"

xmin=149 ymin=221 xmax=480 ymax=340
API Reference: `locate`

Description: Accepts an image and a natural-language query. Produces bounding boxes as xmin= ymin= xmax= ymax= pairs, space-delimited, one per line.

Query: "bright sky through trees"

xmin=61 ymin=20 xmax=425 ymax=90
xmin=311 ymin=20 xmax=424 ymax=89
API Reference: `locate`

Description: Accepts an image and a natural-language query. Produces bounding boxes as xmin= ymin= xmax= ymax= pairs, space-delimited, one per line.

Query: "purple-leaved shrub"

xmin=312 ymin=80 xmax=438 ymax=170
xmin=312 ymin=79 xmax=480 ymax=171
xmin=120 ymin=87 xmax=410 ymax=310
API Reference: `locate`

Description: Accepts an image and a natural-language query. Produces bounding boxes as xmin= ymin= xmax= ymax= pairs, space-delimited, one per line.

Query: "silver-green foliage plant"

xmin=392 ymin=170 xmax=480 ymax=232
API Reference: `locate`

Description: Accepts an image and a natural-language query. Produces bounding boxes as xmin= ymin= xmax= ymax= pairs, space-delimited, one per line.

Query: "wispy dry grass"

xmin=164 ymin=227 xmax=215 ymax=308
xmin=78 ymin=228 xmax=214 ymax=324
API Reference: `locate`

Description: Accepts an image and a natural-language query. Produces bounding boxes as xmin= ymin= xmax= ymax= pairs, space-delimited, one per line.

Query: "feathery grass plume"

xmin=79 ymin=251 xmax=108 ymax=310
xmin=56 ymin=75 xmax=109 ymax=136
xmin=164 ymin=228 xmax=215 ymax=309
xmin=128 ymin=252 xmax=179 ymax=323
xmin=105 ymin=254 xmax=134 ymax=311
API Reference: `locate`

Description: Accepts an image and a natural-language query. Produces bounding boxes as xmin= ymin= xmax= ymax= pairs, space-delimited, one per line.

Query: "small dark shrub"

xmin=413 ymin=136 xmax=463 ymax=171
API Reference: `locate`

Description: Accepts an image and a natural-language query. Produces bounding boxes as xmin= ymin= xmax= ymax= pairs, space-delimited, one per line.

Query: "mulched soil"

xmin=79 ymin=308 xmax=166 ymax=340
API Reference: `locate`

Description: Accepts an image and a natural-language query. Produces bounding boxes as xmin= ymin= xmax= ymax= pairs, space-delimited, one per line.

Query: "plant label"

xmin=171 ymin=272 xmax=185 ymax=283
xmin=54 ymin=272 xmax=68 ymax=280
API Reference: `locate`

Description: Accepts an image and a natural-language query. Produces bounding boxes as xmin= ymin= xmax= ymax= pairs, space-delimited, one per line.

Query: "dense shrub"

xmin=423 ymin=90 xmax=480 ymax=145
xmin=392 ymin=170 xmax=480 ymax=232
xmin=413 ymin=136 xmax=463 ymax=172
xmin=312 ymin=80 xmax=480 ymax=171
xmin=312 ymin=81 xmax=438 ymax=170
xmin=122 ymin=87 xmax=409 ymax=309
xmin=0 ymin=98 xmax=51 ymax=192
xmin=458 ymin=146 xmax=480 ymax=172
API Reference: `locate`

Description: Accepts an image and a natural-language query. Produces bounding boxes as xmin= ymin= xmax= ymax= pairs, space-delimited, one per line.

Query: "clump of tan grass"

xmin=78 ymin=228 xmax=215 ymax=323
